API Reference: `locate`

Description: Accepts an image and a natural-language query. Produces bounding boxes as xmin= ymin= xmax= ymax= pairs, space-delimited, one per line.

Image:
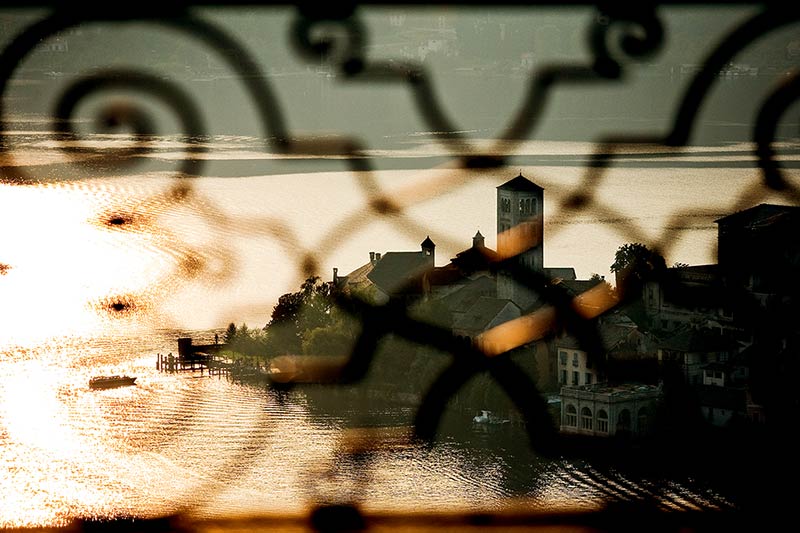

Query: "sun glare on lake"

xmin=0 ymin=181 xmax=173 ymax=346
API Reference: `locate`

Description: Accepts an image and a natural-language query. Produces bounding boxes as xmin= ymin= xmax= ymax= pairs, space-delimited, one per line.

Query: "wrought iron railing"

xmin=1 ymin=1 xmax=798 ymax=531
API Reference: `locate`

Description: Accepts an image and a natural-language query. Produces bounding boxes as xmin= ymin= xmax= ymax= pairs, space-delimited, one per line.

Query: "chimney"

xmin=333 ymin=267 xmax=338 ymax=283
xmin=370 ymin=251 xmax=375 ymax=263
xmin=375 ymin=252 xmax=381 ymax=261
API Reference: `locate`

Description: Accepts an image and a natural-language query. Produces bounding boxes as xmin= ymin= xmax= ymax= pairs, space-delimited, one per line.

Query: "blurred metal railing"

xmin=1 ymin=1 xmax=798 ymax=531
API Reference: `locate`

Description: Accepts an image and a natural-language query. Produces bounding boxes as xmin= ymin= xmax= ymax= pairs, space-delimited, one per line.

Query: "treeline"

xmin=222 ymin=276 xmax=358 ymax=359
xmin=221 ymin=276 xmax=540 ymax=417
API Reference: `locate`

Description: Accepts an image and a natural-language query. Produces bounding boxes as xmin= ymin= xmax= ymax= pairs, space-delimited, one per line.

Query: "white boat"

xmin=89 ymin=375 xmax=136 ymax=390
xmin=472 ymin=410 xmax=510 ymax=425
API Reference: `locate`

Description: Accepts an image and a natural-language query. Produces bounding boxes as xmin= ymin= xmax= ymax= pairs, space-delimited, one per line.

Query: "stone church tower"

xmin=496 ymin=173 xmax=544 ymax=310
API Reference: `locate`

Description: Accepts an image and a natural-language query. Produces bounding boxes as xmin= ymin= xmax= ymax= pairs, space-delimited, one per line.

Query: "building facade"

xmin=560 ymin=383 xmax=662 ymax=438
xmin=556 ymin=345 xmax=599 ymax=388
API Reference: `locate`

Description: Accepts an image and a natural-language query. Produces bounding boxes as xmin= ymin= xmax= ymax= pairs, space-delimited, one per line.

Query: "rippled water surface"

xmin=0 ymin=329 xmax=738 ymax=528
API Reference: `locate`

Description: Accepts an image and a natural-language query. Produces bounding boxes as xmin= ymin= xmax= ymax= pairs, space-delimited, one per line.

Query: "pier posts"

xmin=156 ymin=338 xmax=244 ymax=380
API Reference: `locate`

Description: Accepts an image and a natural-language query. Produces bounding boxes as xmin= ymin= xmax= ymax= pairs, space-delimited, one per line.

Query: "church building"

xmin=333 ymin=172 xmax=576 ymax=315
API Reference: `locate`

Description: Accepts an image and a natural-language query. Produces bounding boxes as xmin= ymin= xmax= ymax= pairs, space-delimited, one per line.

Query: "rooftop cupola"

xmin=473 ymin=230 xmax=485 ymax=248
xmin=421 ymin=236 xmax=435 ymax=259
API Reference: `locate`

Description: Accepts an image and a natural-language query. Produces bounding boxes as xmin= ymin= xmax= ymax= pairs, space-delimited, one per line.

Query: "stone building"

xmin=642 ymin=203 xmax=800 ymax=336
xmin=642 ymin=264 xmax=734 ymax=333
xmin=560 ymin=382 xmax=662 ymax=438
xmin=332 ymin=173 xmax=589 ymax=393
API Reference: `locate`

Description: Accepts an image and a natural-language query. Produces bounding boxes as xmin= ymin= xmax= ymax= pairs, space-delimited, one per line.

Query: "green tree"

xmin=222 ymin=322 xmax=268 ymax=357
xmin=610 ymin=243 xmax=666 ymax=300
xmin=263 ymin=321 xmax=302 ymax=356
xmin=264 ymin=276 xmax=337 ymax=355
xmin=268 ymin=277 xmax=332 ymax=329
xmin=301 ymin=315 xmax=358 ymax=357
xmin=224 ymin=322 xmax=238 ymax=343
xmin=610 ymin=243 xmax=666 ymax=274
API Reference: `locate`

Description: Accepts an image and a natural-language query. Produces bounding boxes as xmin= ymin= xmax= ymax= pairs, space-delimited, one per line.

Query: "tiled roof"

xmin=438 ymin=275 xmax=496 ymax=312
xmin=497 ymin=173 xmax=544 ymax=192
xmin=367 ymin=252 xmax=432 ymax=295
xmin=544 ymin=267 xmax=577 ymax=282
xmin=659 ymin=327 xmax=738 ymax=352
xmin=715 ymin=203 xmax=800 ymax=227
xmin=453 ymin=296 xmax=518 ymax=332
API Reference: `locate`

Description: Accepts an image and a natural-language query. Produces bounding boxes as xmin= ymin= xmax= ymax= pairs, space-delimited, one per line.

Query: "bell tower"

xmin=496 ymin=173 xmax=544 ymax=309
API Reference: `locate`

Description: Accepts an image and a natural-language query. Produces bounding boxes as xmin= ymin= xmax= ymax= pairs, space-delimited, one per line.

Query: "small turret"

xmin=421 ymin=236 xmax=435 ymax=256
xmin=473 ymin=231 xmax=485 ymax=248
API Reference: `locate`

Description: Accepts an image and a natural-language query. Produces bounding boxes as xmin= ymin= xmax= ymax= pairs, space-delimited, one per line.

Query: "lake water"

xmin=0 ymin=328 xmax=737 ymax=528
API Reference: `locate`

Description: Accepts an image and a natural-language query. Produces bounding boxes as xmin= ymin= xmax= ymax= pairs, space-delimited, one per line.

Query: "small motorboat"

xmin=472 ymin=410 xmax=510 ymax=425
xmin=89 ymin=375 xmax=137 ymax=390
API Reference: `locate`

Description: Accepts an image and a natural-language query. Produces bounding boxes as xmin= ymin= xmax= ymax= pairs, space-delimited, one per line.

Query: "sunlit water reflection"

xmin=0 ymin=330 xmax=736 ymax=528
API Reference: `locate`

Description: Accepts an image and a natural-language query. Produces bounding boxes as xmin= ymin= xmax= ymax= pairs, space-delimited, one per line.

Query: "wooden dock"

xmin=156 ymin=337 xmax=268 ymax=381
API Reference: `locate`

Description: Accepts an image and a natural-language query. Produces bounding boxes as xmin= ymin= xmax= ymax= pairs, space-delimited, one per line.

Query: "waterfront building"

xmin=642 ymin=264 xmax=735 ymax=333
xmin=696 ymin=348 xmax=759 ymax=428
xmin=642 ymin=204 xmax=800 ymax=337
xmin=560 ymin=382 xmax=662 ymax=438
xmin=716 ymin=203 xmax=800 ymax=296
xmin=556 ymin=340 xmax=599 ymax=388
xmin=334 ymin=237 xmax=435 ymax=304
xmin=555 ymin=319 xmax=659 ymax=389
xmin=657 ymin=327 xmax=740 ymax=386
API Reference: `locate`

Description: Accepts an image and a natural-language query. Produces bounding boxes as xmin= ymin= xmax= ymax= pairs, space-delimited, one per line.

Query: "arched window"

xmin=581 ymin=407 xmax=593 ymax=430
xmin=531 ymin=198 xmax=538 ymax=214
xmin=617 ymin=409 xmax=631 ymax=433
xmin=597 ymin=409 xmax=609 ymax=433
xmin=565 ymin=404 xmax=577 ymax=427
xmin=638 ymin=407 xmax=649 ymax=435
